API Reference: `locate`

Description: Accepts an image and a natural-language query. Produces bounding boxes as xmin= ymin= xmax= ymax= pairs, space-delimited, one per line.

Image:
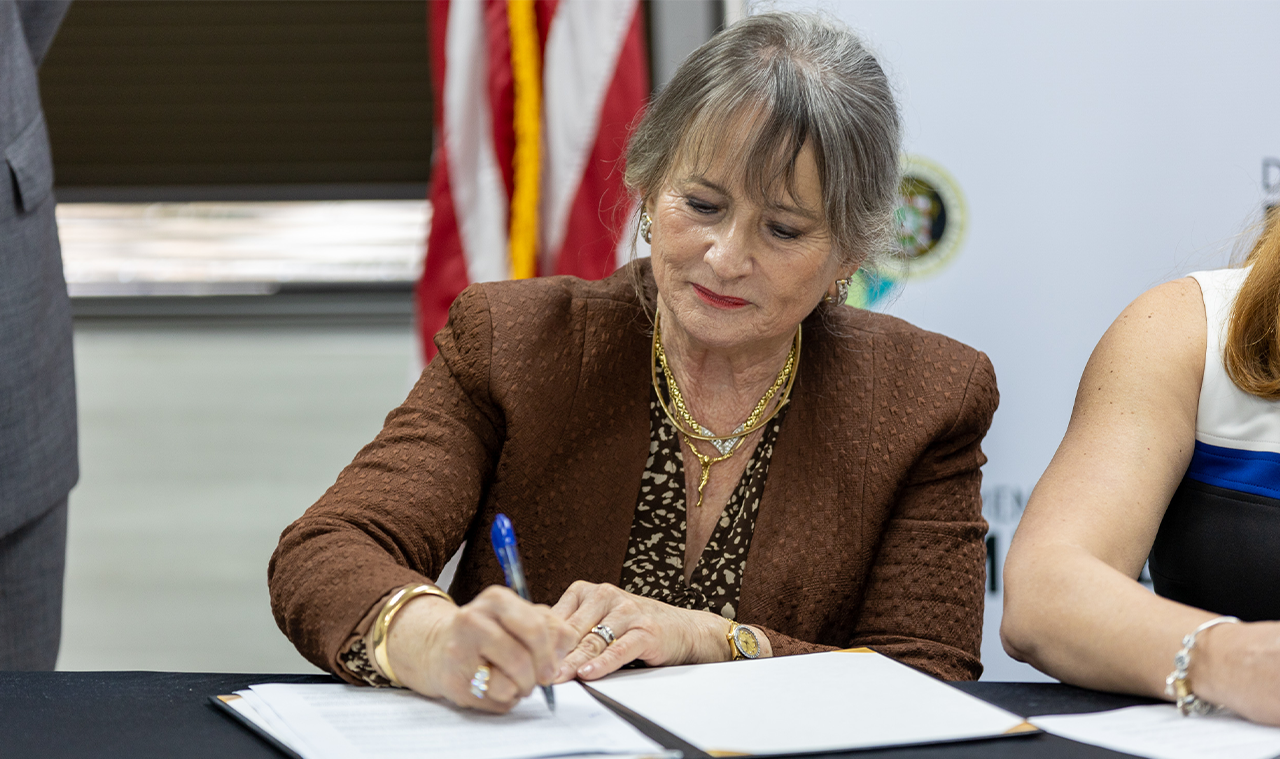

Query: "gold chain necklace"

xmin=651 ymin=311 xmax=800 ymax=509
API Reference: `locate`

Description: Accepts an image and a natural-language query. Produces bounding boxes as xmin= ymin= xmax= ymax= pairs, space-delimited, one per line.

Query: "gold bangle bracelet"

xmin=370 ymin=583 xmax=455 ymax=688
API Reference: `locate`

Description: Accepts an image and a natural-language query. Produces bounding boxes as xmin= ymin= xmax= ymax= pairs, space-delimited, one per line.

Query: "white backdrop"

xmin=770 ymin=0 xmax=1280 ymax=679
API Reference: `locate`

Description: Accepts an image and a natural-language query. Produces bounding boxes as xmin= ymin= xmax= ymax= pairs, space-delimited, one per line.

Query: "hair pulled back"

xmin=624 ymin=12 xmax=901 ymax=268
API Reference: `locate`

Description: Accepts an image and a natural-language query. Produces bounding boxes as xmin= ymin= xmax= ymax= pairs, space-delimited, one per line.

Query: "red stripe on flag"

xmin=554 ymin=6 xmax=649 ymax=279
xmin=419 ymin=160 xmax=471 ymax=361
xmin=535 ymin=0 xmax=560 ymax=49
xmin=418 ymin=0 xmax=469 ymax=362
xmin=418 ymin=0 xmax=650 ymax=361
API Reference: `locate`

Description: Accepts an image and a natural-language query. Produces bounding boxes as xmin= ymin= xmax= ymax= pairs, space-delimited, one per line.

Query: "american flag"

xmin=418 ymin=0 xmax=650 ymax=360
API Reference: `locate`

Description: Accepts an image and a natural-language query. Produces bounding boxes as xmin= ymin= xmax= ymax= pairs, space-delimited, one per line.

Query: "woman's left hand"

xmin=550 ymin=581 xmax=761 ymax=682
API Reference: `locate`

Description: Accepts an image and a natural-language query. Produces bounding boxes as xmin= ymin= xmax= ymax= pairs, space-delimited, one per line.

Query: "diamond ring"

xmin=590 ymin=624 xmax=616 ymax=646
xmin=469 ymin=663 xmax=491 ymax=699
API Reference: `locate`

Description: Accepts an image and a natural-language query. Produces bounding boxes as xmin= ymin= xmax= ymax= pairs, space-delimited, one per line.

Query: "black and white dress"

xmin=1150 ymin=267 xmax=1280 ymax=621
xmin=618 ymin=378 xmax=787 ymax=620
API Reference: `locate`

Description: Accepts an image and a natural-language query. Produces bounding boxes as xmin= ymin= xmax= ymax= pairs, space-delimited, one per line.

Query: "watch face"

xmin=733 ymin=626 xmax=761 ymax=658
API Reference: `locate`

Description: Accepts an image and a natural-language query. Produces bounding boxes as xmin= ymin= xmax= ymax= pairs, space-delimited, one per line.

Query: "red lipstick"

xmin=693 ymin=284 xmax=749 ymax=309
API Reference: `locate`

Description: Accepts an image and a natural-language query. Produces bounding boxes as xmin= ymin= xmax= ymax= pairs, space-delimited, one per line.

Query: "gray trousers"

xmin=0 ymin=497 xmax=66 ymax=670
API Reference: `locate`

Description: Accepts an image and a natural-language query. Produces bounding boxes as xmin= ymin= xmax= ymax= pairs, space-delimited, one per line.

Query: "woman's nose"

xmin=703 ymin=221 xmax=752 ymax=279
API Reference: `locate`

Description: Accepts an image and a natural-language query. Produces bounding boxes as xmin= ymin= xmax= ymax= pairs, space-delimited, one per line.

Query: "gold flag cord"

xmin=507 ymin=0 xmax=541 ymax=280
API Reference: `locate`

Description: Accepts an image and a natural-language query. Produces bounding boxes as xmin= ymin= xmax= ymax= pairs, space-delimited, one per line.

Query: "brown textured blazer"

xmin=269 ymin=260 xmax=998 ymax=682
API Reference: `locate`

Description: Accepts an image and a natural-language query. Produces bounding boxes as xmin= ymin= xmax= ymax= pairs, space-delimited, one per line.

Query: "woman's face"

xmin=649 ymin=131 xmax=849 ymax=355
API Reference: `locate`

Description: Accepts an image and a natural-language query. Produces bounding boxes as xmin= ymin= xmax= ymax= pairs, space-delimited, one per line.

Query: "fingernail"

xmin=580 ymin=664 xmax=594 ymax=676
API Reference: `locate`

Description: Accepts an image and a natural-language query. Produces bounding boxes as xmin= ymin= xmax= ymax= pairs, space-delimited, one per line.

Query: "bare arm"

xmin=1001 ymin=277 xmax=1280 ymax=723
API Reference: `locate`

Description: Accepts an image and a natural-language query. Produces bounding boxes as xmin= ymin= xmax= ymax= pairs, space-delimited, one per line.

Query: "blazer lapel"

xmin=522 ymin=297 xmax=654 ymax=601
xmin=738 ymin=315 xmax=875 ymax=640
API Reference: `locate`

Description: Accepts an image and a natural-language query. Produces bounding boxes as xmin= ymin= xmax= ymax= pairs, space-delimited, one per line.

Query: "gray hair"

xmin=625 ymin=12 xmax=901 ymax=269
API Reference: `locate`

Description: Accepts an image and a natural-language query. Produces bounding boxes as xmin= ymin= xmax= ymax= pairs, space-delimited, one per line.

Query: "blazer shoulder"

xmin=820 ymin=306 xmax=998 ymax=426
xmin=829 ymin=307 xmax=989 ymax=369
xmin=476 ymin=266 xmax=640 ymax=308
xmin=445 ymin=266 xmax=647 ymax=368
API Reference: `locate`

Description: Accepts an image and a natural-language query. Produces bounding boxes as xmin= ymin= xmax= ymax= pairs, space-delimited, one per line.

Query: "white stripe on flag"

xmin=444 ymin=0 xmax=510 ymax=284
xmin=540 ymin=0 xmax=638 ymax=269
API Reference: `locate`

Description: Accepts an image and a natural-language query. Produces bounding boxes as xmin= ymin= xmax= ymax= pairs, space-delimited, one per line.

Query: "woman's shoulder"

xmin=1106 ymin=276 xmax=1206 ymax=351
xmin=820 ymin=306 xmax=988 ymax=371
xmin=470 ymin=270 xmax=639 ymax=311
xmin=815 ymin=307 xmax=998 ymax=426
xmin=1067 ymin=276 xmax=1206 ymax=427
xmin=451 ymin=263 xmax=649 ymax=338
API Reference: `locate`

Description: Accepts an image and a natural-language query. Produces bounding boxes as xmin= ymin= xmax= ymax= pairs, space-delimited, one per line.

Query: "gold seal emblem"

xmin=849 ymin=154 xmax=968 ymax=308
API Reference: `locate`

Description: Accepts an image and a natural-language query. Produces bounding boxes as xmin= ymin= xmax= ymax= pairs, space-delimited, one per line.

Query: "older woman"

xmin=269 ymin=12 xmax=998 ymax=714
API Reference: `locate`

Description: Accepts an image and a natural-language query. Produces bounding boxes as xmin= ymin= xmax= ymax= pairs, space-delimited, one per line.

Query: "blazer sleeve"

xmin=268 ymin=285 xmax=504 ymax=677
xmin=751 ymin=352 xmax=997 ymax=680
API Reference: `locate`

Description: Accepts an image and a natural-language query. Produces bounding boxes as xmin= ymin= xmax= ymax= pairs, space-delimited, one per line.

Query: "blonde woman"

xmin=1002 ymin=210 xmax=1280 ymax=724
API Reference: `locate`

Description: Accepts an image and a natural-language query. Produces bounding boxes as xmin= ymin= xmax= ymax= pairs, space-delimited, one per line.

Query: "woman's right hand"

xmin=1193 ymin=620 xmax=1280 ymax=725
xmin=382 ymin=585 xmax=579 ymax=713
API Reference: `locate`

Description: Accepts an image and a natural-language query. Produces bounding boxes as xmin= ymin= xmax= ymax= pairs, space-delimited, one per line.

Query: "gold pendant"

xmin=694 ymin=454 xmax=712 ymax=509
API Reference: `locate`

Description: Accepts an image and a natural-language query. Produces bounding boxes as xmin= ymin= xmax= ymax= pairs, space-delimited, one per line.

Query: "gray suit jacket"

xmin=0 ymin=0 xmax=76 ymax=535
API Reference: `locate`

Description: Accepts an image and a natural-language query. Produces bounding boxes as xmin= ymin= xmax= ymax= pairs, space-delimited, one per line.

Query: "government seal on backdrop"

xmin=849 ymin=154 xmax=968 ymax=308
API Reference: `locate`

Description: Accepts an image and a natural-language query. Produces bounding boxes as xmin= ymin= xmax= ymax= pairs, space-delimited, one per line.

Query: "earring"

xmin=639 ymin=212 xmax=653 ymax=244
xmin=825 ymin=276 xmax=853 ymax=305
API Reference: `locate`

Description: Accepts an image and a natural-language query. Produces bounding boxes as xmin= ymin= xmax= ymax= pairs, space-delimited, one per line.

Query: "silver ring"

xmin=590 ymin=624 xmax=615 ymax=646
xmin=469 ymin=663 xmax=491 ymax=699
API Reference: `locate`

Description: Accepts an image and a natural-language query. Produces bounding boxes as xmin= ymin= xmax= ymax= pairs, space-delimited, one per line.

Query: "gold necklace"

xmin=651 ymin=311 xmax=799 ymax=509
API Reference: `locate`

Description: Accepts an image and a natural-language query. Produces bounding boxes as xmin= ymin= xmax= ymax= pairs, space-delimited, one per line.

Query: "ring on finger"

xmin=469 ymin=663 xmax=491 ymax=700
xmin=591 ymin=624 xmax=616 ymax=646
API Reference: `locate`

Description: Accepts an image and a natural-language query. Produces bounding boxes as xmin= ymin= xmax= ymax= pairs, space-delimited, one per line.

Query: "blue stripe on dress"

xmin=1185 ymin=440 xmax=1280 ymax=499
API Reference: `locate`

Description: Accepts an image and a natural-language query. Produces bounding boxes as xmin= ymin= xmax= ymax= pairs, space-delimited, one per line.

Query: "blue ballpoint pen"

xmin=490 ymin=513 xmax=555 ymax=712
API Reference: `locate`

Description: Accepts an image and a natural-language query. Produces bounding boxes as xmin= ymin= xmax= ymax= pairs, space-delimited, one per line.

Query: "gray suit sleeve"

xmin=15 ymin=0 xmax=70 ymax=68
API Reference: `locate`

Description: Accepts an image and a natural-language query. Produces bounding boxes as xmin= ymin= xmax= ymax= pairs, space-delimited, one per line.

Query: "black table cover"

xmin=0 ymin=671 xmax=1157 ymax=758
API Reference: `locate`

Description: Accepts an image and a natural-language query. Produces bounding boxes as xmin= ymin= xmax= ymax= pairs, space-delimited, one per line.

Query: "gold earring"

xmin=639 ymin=212 xmax=653 ymax=244
xmin=825 ymin=276 xmax=853 ymax=305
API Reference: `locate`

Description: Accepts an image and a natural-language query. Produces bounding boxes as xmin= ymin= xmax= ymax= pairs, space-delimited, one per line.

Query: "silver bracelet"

xmin=1164 ymin=615 xmax=1240 ymax=716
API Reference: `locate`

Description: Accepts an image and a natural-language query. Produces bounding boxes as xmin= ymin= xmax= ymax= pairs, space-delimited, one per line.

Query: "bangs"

xmin=624 ymin=12 xmax=901 ymax=266
xmin=674 ymin=60 xmax=830 ymax=224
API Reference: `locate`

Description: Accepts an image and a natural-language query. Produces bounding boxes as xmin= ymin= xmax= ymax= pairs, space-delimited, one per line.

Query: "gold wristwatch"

xmin=726 ymin=622 xmax=761 ymax=660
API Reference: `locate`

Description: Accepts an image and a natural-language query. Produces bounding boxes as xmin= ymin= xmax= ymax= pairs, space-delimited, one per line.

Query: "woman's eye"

xmin=685 ymin=196 xmax=718 ymax=214
xmin=769 ymin=224 xmax=801 ymax=240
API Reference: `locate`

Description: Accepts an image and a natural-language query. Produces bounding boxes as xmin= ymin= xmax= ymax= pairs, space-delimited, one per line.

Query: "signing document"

xmin=587 ymin=649 xmax=1033 ymax=755
xmin=218 ymin=681 xmax=666 ymax=759
xmin=1032 ymin=705 xmax=1280 ymax=759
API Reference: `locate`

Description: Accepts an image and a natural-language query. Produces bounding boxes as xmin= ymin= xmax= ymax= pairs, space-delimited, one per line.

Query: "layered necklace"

xmin=651 ymin=310 xmax=800 ymax=510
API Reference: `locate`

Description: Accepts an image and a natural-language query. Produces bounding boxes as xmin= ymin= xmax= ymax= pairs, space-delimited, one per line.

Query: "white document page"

xmin=222 ymin=692 xmax=309 ymax=757
xmin=1032 ymin=705 xmax=1280 ymax=759
xmin=587 ymin=650 xmax=1031 ymax=755
xmin=244 ymin=681 xmax=664 ymax=759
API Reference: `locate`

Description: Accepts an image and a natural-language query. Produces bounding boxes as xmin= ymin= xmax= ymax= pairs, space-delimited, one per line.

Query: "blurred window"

xmin=57 ymin=200 xmax=427 ymax=296
xmin=39 ymin=1 xmax=431 ymax=295
xmin=40 ymin=0 xmax=430 ymax=190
